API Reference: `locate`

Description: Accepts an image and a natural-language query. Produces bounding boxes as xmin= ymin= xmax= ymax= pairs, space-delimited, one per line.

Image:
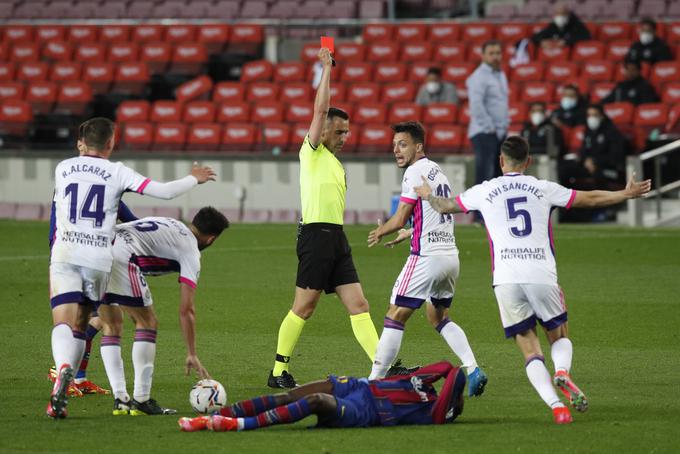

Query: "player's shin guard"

xmin=273 ymin=311 xmax=305 ymax=376
xmin=75 ymin=324 xmax=100 ymax=381
xmin=240 ymin=398 xmax=312 ymax=430
xmin=436 ymin=319 xmax=478 ymax=375
xmin=551 ymin=338 xmax=573 ymax=373
xmin=132 ymin=329 xmax=157 ymax=403
xmin=220 ymin=395 xmax=279 ymax=417
xmin=51 ymin=323 xmax=75 ymax=376
xmin=525 ymin=355 xmax=563 ymax=409
xmin=369 ymin=317 xmax=404 ymax=380
xmin=101 ymin=335 xmax=128 ymax=401
xmin=350 ymin=312 xmax=379 ymax=362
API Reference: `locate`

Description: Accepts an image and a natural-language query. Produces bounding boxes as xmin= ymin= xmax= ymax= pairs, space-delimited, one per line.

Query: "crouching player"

xmin=179 ymin=361 xmax=466 ymax=432
xmin=99 ymin=207 xmax=229 ymax=416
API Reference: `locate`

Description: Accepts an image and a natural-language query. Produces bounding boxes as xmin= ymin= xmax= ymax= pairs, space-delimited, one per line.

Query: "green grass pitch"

xmin=0 ymin=220 xmax=679 ymax=453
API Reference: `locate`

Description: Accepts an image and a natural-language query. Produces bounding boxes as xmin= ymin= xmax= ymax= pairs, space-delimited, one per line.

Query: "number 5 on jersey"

xmin=506 ymin=197 xmax=532 ymax=237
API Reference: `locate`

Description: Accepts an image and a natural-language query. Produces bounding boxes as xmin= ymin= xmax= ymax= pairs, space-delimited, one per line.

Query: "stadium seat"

xmin=572 ymin=41 xmax=606 ymax=61
xmin=496 ymin=23 xmax=529 ymax=42
xmin=186 ymin=123 xmax=221 ymax=151
xmin=606 ymin=41 xmax=631 ymax=62
xmin=537 ymin=46 xmax=570 ymax=62
xmin=48 ymin=62 xmax=79 ymax=83
xmin=382 ymin=82 xmax=415 ymax=103
xmin=522 ymin=82 xmax=554 ymax=103
xmin=545 ymin=62 xmax=579 ymax=83
xmin=197 ymin=23 xmax=230 ymax=55
xmin=171 ymin=43 xmax=208 ymax=75
xmin=347 ymin=83 xmax=380 ymax=103
xmin=429 ymin=23 xmax=461 ymax=41
xmin=122 ymin=122 xmax=153 ymax=150
xmin=581 ymin=61 xmax=615 ymax=82
xmin=462 ymin=23 xmax=494 ymax=43
xmin=0 ymin=99 xmax=33 ymax=136
xmin=409 ymin=62 xmax=432 ymax=83
xmin=427 ymin=124 xmax=463 ymax=153
xmin=246 ymin=82 xmax=279 ymax=102
xmin=25 ymin=82 xmax=57 ymax=114
xmin=116 ymin=100 xmax=150 ymax=123
xmin=512 ymin=63 xmax=545 ymax=82
xmin=100 ymin=24 xmax=132 ymax=42
xmin=354 ymin=103 xmax=387 ymax=124
xmin=290 ymin=122 xmax=308 ymax=146
xmin=141 ymin=42 xmax=172 ymax=74
xmin=666 ymin=23 xmax=680 ymax=44
xmin=183 ymin=101 xmax=216 ymax=123
xmin=388 ymin=103 xmax=422 ymax=123
xmin=286 ymin=102 xmax=313 ymax=123
xmin=565 ymin=125 xmax=585 ymax=151
xmin=132 ymin=24 xmax=164 ymax=42
xmin=597 ymin=22 xmax=632 ymax=41
xmin=3 ymin=25 xmax=33 ymax=43
xmin=400 ymin=42 xmax=433 ymax=62
xmin=434 ymin=43 xmax=466 ymax=62
xmin=42 ymin=41 xmax=73 ymax=61
xmin=442 ymin=62 xmax=476 ymax=83
xmin=650 ymin=62 xmax=680 ymax=89
xmin=260 ymin=123 xmax=291 ymax=151
xmin=423 ymin=103 xmax=458 ymax=125
xmin=604 ymin=102 xmax=634 ymax=125
xmin=336 ymin=43 xmax=366 ymax=62
xmin=662 ymin=82 xmax=680 ymax=104
xmin=591 ymin=82 xmax=615 ymax=102
xmin=458 ymin=104 xmax=471 ymax=125
xmin=374 ymin=63 xmax=407 ymax=83
xmin=279 ymin=83 xmax=312 ymax=103
xmin=83 ymin=63 xmax=114 ymax=95
xmin=213 ymin=82 xmax=245 ymax=103
xmin=67 ymin=25 xmax=98 ymax=43
xmin=11 ymin=43 xmax=40 ymax=62
xmin=331 ymin=101 xmax=354 ymax=119
xmin=357 ymin=124 xmax=392 ymax=153
xmin=666 ymin=104 xmax=680 ymax=132
xmin=217 ymin=102 xmax=250 ymax=122
xmin=151 ymin=101 xmax=182 ymax=123
xmin=165 ymin=24 xmax=196 ymax=43
xmin=54 ymin=82 xmax=91 ymax=115
xmin=221 ymin=122 xmax=257 ymax=151
xmin=153 ymin=123 xmax=187 ymax=151
xmin=466 ymin=45 xmax=483 ymax=63
xmin=108 ymin=43 xmax=140 ymax=62
xmin=0 ymin=82 xmax=24 ymax=101
xmin=634 ymin=103 xmax=668 ymax=127
xmin=75 ymin=43 xmax=106 ymax=63
xmin=274 ymin=62 xmax=305 ymax=82
xmin=241 ymin=60 xmax=273 ymax=83
xmin=340 ymin=63 xmax=373 ymax=83
xmin=0 ymin=63 xmax=14 ymax=82
xmin=367 ymin=42 xmax=400 ymax=61
xmin=175 ymin=75 xmax=213 ymax=102
xmin=362 ymin=24 xmax=394 ymax=42
xmin=227 ymin=24 xmax=264 ymax=54
xmin=395 ymin=23 xmax=427 ymax=42
xmin=300 ymin=43 xmax=320 ymax=63
xmin=251 ymin=102 xmax=284 ymax=122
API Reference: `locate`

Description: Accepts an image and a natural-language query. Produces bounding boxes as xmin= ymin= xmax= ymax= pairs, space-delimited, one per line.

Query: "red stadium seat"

xmin=251 ymin=102 xmax=284 ymax=122
xmin=428 ymin=23 xmax=461 ymax=42
xmin=83 ymin=63 xmax=114 ymax=95
xmin=650 ymin=62 xmax=680 ymax=88
xmin=0 ymin=42 xmax=7 ymax=63
xmin=522 ymin=82 xmax=554 ymax=103
xmin=153 ymin=123 xmax=187 ymax=151
xmin=374 ymin=63 xmax=407 ymax=83
xmin=116 ymin=100 xmax=150 ymax=123
xmin=108 ymin=43 xmax=140 ymax=62
xmin=241 ymin=60 xmax=273 ymax=82
xmin=11 ymin=43 xmax=40 ymax=62
xmin=141 ymin=43 xmax=172 ymax=74
xmin=274 ymin=62 xmax=305 ymax=82
xmin=0 ymin=63 xmax=14 ymax=82
xmin=591 ymin=82 xmax=615 ymax=102
xmin=388 ymin=103 xmax=422 ymax=123
xmin=367 ymin=42 xmax=400 ymax=61
xmin=358 ymin=124 xmax=392 ymax=153
xmin=331 ymin=101 xmax=354 ymax=118
xmin=508 ymin=102 xmax=528 ymax=124
xmin=279 ymin=83 xmax=312 ymax=103
xmin=666 ymin=104 xmax=680 ymax=133
xmin=67 ymin=25 xmax=98 ymax=43
xmin=171 ymin=43 xmax=208 ymax=74
xmin=545 ymin=62 xmax=579 ymax=83
xmin=572 ymin=41 xmax=606 ymax=61
xmin=362 ymin=24 xmax=394 ymax=42
xmin=442 ymin=63 xmax=476 ymax=83
xmin=0 ymin=100 xmax=33 ymax=136
xmin=347 ymin=83 xmax=380 ymax=102
xmin=217 ymin=102 xmax=250 ymax=122
xmin=409 ymin=62 xmax=433 ymax=83
xmin=260 ymin=123 xmax=291 ymax=150
xmin=229 ymin=24 xmax=264 ymax=46
xmin=566 ymin=125 xmax=585 ymax=151
xmin=423 ymin=103 xmax=457 ymax=125
xmin=50 ymin=62 xmax=81 ymax=82
xmin=537 ymin=46 xmax=570 ymax=62
xmin=197 ymin=24 xmax=230 ymax=55
xmin=496 ymin=23 xmax=529 ymax=42
xmin=187 ymin=123 xmax=221 ymax=151
xmin=175 ymin=75 xmax=213 ymax=102
xmin=336 ymin=43 xmax=366 ymax=62
xmin=183 ymin=101 xmax=216 ymax=123
xmin=400 ymin=42 xmax=433 ymax=62
xmin=132 ymin=25 xmax=164 ymax=42
xmin=3 ymin=26 xmax=33 ymax=43
xmin=17 ymin=62 xmax=48 ymax=82
xmin=286 ymin=102 xmax=313 ymax=123
xmin=666 ymin=23 xmax=680 ymax=44
xmin=634 ymin=103 xmax=668 ymax=126
xmin=246 ymin=82 xmax=279 ymax=102
xmin=100 ymin=25 xmax=132 ymax=42
xmin=25 ymin=82 xmax=57 ymax=114
xmin=0 ymin=82 xmax=24 ymax=101
xmin=340 ymin=63 xmax=373 ymax=82
xmin=213 ymin=82 xmax=245 ymax=103
xmin=42 ymin=41 xmax=73 ymax=61
xmin=428 ymin=125 xmax=463 ymax=153
xmin=122 ymin=122 xmax=153 ymax=150
xmin=165 ymin=24 xmax=196 ymax=43
xmin=382 ymin=82 xmax=415 ymax=103
xmin=662 ymin=82 xmax=680 ymax=104
xmin=290 ymin=122 xmax=309 ymax=147
xmin=300 ymin=43 xmax=320 ymax=63
xmin=395 ymin=23 xmax=427 ymax=42
xmin=604 ymin=102 xmax=634 ymax=125
xmin=581 ymin=61 xmax=614 ymax=82
xmin=55 ymin=82 xmax=92 ymax=115
xmin=466 ymin=45 xmax=483 ymax=63
xmin=354 ymin=103 xmax=387 ymax=124
xmin=606 ymin=41 xmax=631 ymax=62
xmin=434 ymin=43 xmax=466 ymax=62
xmin=458 ymin=104 xmax=471 ymax=125
xmin=75 ymin=43 xmax=106 ymax=63
xmin=512 ymin=63 xmax=545 ymax=82
xmin=462 ymin=23 xmax=494 ymax=43
xmin=151 ymin=101 xmax=182 ymax=123
xmin=597 ymin=22 xmax=632 ymax=41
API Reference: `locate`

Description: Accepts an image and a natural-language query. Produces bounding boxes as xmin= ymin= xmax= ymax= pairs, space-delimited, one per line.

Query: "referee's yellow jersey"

xmin=299 ymin=135 xmax=346 ymax=225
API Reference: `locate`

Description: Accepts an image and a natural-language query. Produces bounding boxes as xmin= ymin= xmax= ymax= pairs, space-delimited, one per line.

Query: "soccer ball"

xmin=189 ymin=379 xmax=227 ymax=414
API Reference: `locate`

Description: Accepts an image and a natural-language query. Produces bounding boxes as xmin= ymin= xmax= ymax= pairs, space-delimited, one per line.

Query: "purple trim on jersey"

xmin=394 ymin=295 xmax=426 ymax=309
xmin=50 ymin=291 xmax=84 ymax=308
xmin=400 ymin=196 xmax=416 ymax=205
xmin=383 ymin=317 xmax=405 ymax=331
xmin=525 ymin=354 xmax=545 ymax=367
xmin=454 ymin=195 xmax=468 ymax=214
xmin=435 ymin=318 xmax=451 ymax=333
xmin=134 ymin=328 xmax=157 ymax=344
xmin=132 ymin=255 xmax=181 ymax=274
xmin=101 ymin=335 xmax=121 ymax=347
xmin=48 ymin=201 xmax=56 ymax=249
xmin=431 ymin=297 xmax=453 ymax=308
xmin=72 ymin=330 xmax=86 ymax=340
xmin=537 ymin=311 xmax=568 ymax=331
xmin=484 ymin=223 xmax=495 ymax=273
xmin=504 ymin=314 xmax=537 ymax=338
xmin=565 ymin=189 xmax=576 ymax=210
xmin=179 ymin=276 xmax=196 ymax=288
xmin=103 ymin=293 xmax=145 ymax=307
xmin=136 ymin=178 xmax=151 ymax=194
xmin=503 ymin=172 xmax=522 ymax=177
xmin=410 ymin=199 xmax=423 ymax=255
xmin=117 ymin=201 xmax=138 ymax=222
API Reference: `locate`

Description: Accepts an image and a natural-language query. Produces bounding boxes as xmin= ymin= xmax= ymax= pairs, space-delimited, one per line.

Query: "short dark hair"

xmin=530 ymin=102 xmax=546 ymax=110
xmin=78 ymin=117 xmax=115 ymax=151
xmin=481 ymin=39 xmax=502 ymax=52
xmin=624 ymin=59 xmax=642 ymax=70
xmin=192 ymin=206 xmax=229 ymax=237
xmin=501 ymin=136 xmax=530 ymax=163
xmin=640 ymin=17 xmax=656 ymax=29
xmin=427 ymin=67 xmax=442 ymax=77
xmin=391 ymin=121 xmax=426 ymax=145
xmin=562 ymin=83 xmax=579 ymax=94
xmin=327 ymin=107 xmax=349 ymax=121
xmin=587 ymin=104 xmax=607 ymax=118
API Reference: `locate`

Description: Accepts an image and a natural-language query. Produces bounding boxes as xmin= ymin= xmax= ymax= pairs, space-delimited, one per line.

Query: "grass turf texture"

xmin=0 ymin=220 xmax=679 ymax=454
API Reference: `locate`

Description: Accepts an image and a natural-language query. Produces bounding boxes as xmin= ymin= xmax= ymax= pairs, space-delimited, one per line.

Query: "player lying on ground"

xmin=413 ymin=135 xmax=651 ymax=424
xmin=179 ymin=361 xmax=465 ymax=432
xmin=97 ymin=207 xmax=229 ymax=416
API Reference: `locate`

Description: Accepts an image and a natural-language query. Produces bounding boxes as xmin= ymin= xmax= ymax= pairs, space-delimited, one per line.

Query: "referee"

xmin=267 ymin=48 xmax=380 ymax=388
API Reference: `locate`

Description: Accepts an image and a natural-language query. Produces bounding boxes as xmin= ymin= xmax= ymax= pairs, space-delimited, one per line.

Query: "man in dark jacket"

xmin=531 ymin=4 xmax=591 ymax=49
xmin=551 ymin=84 xmax=587 ymax=128
xmin=601 ymin=60 xmax=659 ymax=106
xmin=580 ymin=105 xmax=628 ymax=188
xmin=626 ymin=18 xmax=673 ymax=65
xmin=521 ymin=102 xmax=565 ymax=157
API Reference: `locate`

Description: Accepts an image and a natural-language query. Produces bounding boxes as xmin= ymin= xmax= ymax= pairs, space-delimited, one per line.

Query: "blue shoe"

xmin=467 ymin=367 xmax=487 ymax=397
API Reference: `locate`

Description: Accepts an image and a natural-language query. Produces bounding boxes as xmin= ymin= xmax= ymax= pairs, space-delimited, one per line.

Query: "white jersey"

xmin=113 ymin=217 xmax=201 ymax=288
xmin=456 ymin=173 xmax=576 ymax=285
xmin=400 ymin=157 xmax=458 ymax=256
xmin=51 ymin=155 xmax=150 ymax=272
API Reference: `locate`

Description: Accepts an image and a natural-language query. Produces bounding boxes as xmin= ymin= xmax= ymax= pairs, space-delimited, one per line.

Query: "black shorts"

xmin=296 ymin=223 xmax=359 ymax=294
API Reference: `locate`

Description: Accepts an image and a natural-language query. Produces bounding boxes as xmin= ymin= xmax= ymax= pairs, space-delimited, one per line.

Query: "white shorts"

xmin=103 ymin=246 xmax=153 ymax=307
xmin=390 ymin=254 xmax=459 ymax=309
xmin=49 ymin=262 xmax=109 ymax=308
xmin=494 ymin=283 xmax=567 ymax=338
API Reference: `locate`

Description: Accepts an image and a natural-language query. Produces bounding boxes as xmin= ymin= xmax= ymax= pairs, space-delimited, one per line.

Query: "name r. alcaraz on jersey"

xmin=485 ymin=182 xmax=545 ymax=204
xmin=61 ymin=164 xmax=112 ymax=181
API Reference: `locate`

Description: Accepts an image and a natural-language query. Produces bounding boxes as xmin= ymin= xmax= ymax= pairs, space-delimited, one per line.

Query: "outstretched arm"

xmin=413 ymin=176 xmax=463 ymax=214
xmin=367 ymin=202 xmax=414 ymax=247
xmin=179 ymin=283 xmax=210 ymax=379
xmin=571 ymin=173 xmax=651 ymax=208
xmin=141 ymin=162 xmax=216 ymax=200
xmin=307 ymin=48 xmax=334 ymax=148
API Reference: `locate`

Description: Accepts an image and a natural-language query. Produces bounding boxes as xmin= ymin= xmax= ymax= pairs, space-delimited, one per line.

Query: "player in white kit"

xmin=98 ymin=207 xmax=229 ymax=416
xmin=414 ymin=135 xmax=651 ymax=424
xmin=366 ymin=122 xmax=487 ymax=396
xmin=48 ymin=117 xmax=215 ymax=419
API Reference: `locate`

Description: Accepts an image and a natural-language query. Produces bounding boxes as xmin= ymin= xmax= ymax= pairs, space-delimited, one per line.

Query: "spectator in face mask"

xmin=415 ymin=67 xmax=458 ymax=106
xmin=530 ymin=4 xmax=591 ymax=49
xmin=551 ymin=85 xmax=586 ymax=128
xmin=626 ymin=18 xmax=673 ymax=65
xmin=601 ymin=60 xmax=659 ymax=106
xmin=580 ymin=105 xmax=628 ymax=188
xmin=521 ymin=102 xmax=565 ymax=157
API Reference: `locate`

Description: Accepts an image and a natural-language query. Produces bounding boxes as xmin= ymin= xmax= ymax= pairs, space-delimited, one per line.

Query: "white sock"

xmin=437 ymin=319 xmax=478 ymax=375
xmin=551 ymin=338 xmax=573 ymax=373
xmin=51 ymin=323 xmax=74 ymax=371
xmin=369 ymin=318 xmax=405 ymax=380
xmin=101 ymin=336 xmax=129 ymax=402
xmin=132 ymin=329 xmax=157 ymax=402
xmin=71 ymin=330 xmax=86 ymax=374
xmin=525 ymin=356 xmax=563 ymax=409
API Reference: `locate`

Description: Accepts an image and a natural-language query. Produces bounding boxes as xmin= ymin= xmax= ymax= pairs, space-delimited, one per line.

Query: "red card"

xmin=320 ymin=36 xmax=334 ymax=53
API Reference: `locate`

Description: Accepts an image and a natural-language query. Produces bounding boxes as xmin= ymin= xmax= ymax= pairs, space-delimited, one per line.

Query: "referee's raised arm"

xmin=308 ymin=47 xmax=334 ymax=148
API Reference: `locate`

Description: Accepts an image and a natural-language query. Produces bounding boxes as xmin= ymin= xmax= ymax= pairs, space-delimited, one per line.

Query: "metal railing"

xmin=626 ymin=139 xmax=680 ymax=227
